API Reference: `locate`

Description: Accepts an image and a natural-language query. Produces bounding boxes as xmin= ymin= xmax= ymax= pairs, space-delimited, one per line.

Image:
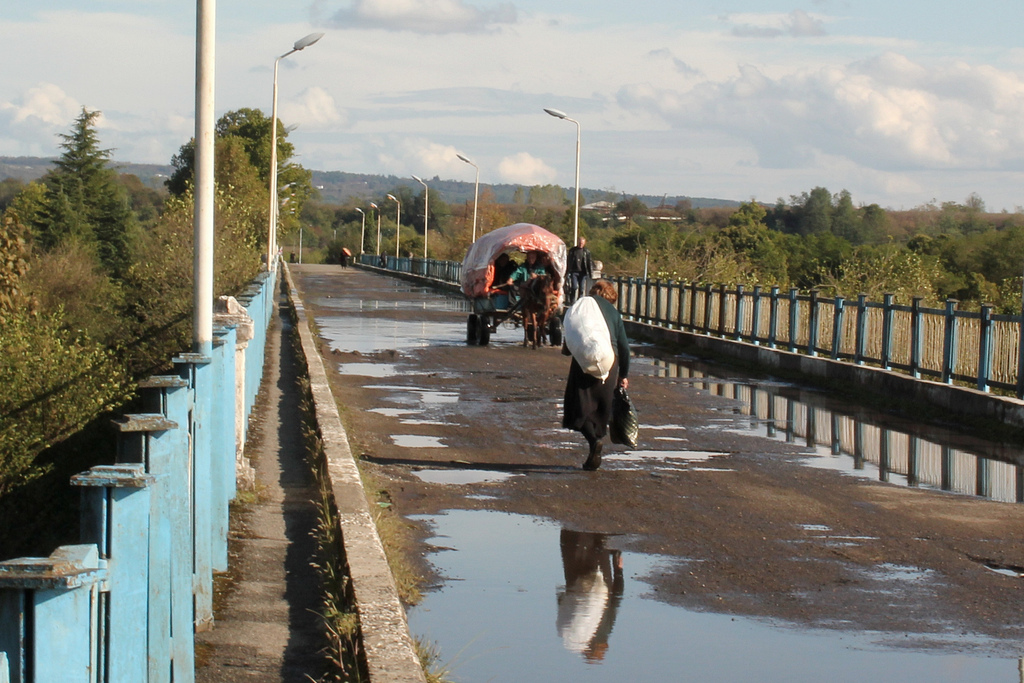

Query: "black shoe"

xmin=583 ymin=442 xmax=603 ymax=471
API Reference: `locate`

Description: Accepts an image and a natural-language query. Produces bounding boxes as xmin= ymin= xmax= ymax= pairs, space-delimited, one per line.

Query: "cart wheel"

xmin=476 ymin=316 xmax=491 ymax=346
xmin=547 ymin=316 xmax=563 ymax=347
xmin=467 ymin=314 xmax=479 ymax=345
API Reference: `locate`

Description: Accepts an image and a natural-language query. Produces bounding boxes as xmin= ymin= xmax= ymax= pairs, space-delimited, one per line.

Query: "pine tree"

xmin=34 ymin=108 xmax=138 ymax=278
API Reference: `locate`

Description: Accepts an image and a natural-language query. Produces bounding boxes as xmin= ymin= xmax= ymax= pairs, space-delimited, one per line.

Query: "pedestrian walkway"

xmin=196 ymin=292 xmax=324 ymax=682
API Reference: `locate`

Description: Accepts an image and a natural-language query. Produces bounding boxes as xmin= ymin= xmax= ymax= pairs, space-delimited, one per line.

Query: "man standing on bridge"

xmin=566 ymin=237 xmax=594 ymax=304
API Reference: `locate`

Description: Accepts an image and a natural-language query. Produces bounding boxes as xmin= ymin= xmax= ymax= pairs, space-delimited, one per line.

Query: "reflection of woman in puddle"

xmin=556 ymin=529 xmax=625 ymax=662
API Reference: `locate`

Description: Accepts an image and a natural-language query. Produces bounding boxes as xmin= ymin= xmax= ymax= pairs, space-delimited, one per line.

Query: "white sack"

xmin=563 ymin=297 xmax=614 ymax=381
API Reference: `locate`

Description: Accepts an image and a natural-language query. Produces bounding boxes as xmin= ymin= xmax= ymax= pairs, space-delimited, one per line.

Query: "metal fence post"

xmin=718 ymin=284 xmax=728 ymax=337
xmin=703 ymin=284 xmax=713 ymax=334
xmin=881 ymin=293 xmax=894 ymax=370
xmin=675 ymin=281 xmax=686 ymax=329
xmin=807 ymin=290 xmax=819 ymax=357
xmin=750 ymin=285 xmax=762 ymax=345
xmin=941 ymin=300 xmax=959 ymax=385
xmin=768 ymin=286 xmax=779 ymax=349
xmin=788 ymin=289 xmax=799 ymax=352
xmin=854 ymin=294 xmax=867 ymax=365
xmin=910 ymin=297 xmax=923 ymax=379
xmin=689 ymin=282 xmax=698 ymax=331
xmin=832 ymin=296 xmax=845 ymax=359
xmin=1016 ymin=297 xmax=1024 ymax=397
xmin=654 ymin=279 xmax=663 ymax=325
xmin=734 ymin=284 xmax=745 ymax=341
xmin=978 ymin=304 xmax=994 ymax=392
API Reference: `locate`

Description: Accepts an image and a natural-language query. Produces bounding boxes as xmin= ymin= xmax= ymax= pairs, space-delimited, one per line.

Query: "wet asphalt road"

xmin=292 ymin=264 xmax=1024 ymax=680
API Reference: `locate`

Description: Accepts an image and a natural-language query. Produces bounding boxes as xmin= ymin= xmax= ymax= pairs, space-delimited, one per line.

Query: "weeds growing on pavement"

xmin=296 ymin=369 xmax=368 ymax=682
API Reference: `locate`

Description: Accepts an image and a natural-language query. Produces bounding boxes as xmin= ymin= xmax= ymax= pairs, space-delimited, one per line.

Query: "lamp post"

xmin=412 ymin=175 xmax=429 ymax=259
xmin=387 ymin=193 xmax=401 ymax=259
xmin=544 ymin=107 xmax=581 ymax=247
xmin=194 ymin=0 xmax=215 ymax=355
xmin=457 ymin=153 xmax=479 ymax=242
xmin=371 ymin=202 xmax=381 ymax=254
xmin=355 ymin=207 xmax=365 ymax=255
xmin=267 ymin=31 xmax=324 ymax=271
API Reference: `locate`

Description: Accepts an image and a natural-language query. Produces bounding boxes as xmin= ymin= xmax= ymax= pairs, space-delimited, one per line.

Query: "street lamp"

xmin=371 ymin=202 xmax=381 ymax=254
xmin=544 ymin=107 xmax=581 ymax=246
xmin=387 ymin=193 xmax=401 ymax=259
xmin=412 ymin=175 xmax=429 ymax=259
xmin=267 ymin=31 xmax=324 ymax=271
xmin=457 ymin=153 xmax=479 ymax=242
xmin=355 ymin=207 xmax=366 ymax=255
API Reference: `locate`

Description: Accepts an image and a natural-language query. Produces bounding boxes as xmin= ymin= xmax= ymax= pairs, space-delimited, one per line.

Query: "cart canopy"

xmin=460 ymin=223 xmax=567 ymax=299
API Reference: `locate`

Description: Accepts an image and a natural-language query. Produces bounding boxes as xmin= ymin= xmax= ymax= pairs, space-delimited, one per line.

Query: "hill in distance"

xmin=0 ymin=156 xmax=740 ymax=209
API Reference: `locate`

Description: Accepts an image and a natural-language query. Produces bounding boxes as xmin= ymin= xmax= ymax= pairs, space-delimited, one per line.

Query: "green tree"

xmin=32 ymin=108 xmax=139 ymax=278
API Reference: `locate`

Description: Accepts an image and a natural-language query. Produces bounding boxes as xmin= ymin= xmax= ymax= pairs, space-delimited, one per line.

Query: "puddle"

xmin=392 ymin=435 xmax=446 ymax=448
xmin=603 ymin=450 xmax=730 ymax=470
xmin=337 ymin=362 xmax=399 ymax=377
xmin=368 ymin=408 xmax=420 ymax=418
xmin=409 ymin=509 xmax=1019 ymax=682
xmin=316 ymin=317 xmax=467 ymax=354
xmin=412 ymin=469 xmax=520 ymax=485
xmin=315 ymin=297 xmax=470 ymax=313
xmin=983 ymin=564 xmax=1024 ymax=579
xmin=365 ymin=385 xmax=460 ymax=404
xmin=645 ymin=358 xmax=1024 ymax=505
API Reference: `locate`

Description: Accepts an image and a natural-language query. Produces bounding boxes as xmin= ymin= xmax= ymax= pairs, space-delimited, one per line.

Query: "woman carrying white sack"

xmin=561 ymin=279 xmax=630 ymax=470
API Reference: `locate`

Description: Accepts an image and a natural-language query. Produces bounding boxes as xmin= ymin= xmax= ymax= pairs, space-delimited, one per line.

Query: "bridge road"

xmin=293 ymin=264 xmax=1024 ymax=658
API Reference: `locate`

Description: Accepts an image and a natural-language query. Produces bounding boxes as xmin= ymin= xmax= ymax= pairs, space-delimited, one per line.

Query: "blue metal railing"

xmin=0 ymin=269 xmax=276 ymax=683
xmin=364 ymin=254 xmax=1024 ymax=397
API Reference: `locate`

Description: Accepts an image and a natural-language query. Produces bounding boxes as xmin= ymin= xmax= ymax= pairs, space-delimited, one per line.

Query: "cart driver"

xmin=510 ymin=250 xmax=548 ymax=285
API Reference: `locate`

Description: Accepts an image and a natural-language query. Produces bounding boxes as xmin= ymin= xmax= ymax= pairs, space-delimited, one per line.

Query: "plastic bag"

xmin=609 ymin=387 xmax=639 ymax=448
xmin=563 ymin=297 xmax=614 ymax=380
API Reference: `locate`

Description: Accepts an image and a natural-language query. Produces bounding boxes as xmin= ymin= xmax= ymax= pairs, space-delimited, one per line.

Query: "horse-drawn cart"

xmin=460 ymin=223 xmax=567 ymax=346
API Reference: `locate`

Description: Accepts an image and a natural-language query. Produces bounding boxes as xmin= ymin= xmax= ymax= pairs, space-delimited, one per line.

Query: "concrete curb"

xmin=282 ymin=264 xmax=427 ymax=683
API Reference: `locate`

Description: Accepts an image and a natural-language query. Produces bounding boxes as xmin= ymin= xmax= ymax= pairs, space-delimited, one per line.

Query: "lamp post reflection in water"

xmin=556 ymin=529 xmax=624 ymax=662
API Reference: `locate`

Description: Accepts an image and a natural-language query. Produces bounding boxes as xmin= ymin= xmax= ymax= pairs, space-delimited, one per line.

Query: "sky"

xmin=4 ymin=1 xmax=1024 ymax=211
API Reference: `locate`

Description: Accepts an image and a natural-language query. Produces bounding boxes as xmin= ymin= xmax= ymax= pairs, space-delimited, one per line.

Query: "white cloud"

xmin=281 ymin=87 xmax=347 ymax=128
xmin=497 ymin=152 xmax=555 ymax=185
xmin=727 ymin=10 xmax=827 ymax=39
xmin=329 ymin=0 xmax=517 ymax=34
xmin=618 ymin=53 xmax=1024 ymax=174
xmin=1 ymin=83 xmax=81 ymax=127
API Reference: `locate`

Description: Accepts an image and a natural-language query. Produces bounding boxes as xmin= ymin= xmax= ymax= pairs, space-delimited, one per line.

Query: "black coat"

xmin=562 ymin=296 xmax=629 ymax=439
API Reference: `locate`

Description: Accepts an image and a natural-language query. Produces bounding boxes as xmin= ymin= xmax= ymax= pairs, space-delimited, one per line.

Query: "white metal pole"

xmin=571 ymin=117 xmax=581 ymax=247
xmin=267 ymin=33 xmax=323 ymax=272
xmin=544 ymin=108 xmax=581 ymax=246
xmin=388 ymin=194 xmax=401 ymax=259
xmin=356 ymin=207 xmax=365 ymax=254
xmin=194 ymin=0 xmax=215 ymax=355
xmin=457 ymin=154 xmax=479 ymax=242
xmin=413 ymin=176 xmax=428 ymax=259
xmin=267 ymin=57 xmax=281 ymax=272
xmin=371 ymin=202 xmax=380 ymax=254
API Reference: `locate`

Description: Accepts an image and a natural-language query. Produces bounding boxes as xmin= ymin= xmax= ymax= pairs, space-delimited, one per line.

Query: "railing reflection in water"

xmin=648 ymin=358 xmax=1024 ymax=505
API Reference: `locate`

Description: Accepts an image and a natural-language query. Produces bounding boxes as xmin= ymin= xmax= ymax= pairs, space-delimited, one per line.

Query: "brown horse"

xmin=519 ymin=275 xmax=560 ymax=349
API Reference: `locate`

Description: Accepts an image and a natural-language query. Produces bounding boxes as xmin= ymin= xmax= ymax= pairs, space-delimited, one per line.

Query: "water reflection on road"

xmin=408 ymin=509 xmax=1018 ymax=683
xmin=641 ymin=356 xmax=1024 ymax=505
